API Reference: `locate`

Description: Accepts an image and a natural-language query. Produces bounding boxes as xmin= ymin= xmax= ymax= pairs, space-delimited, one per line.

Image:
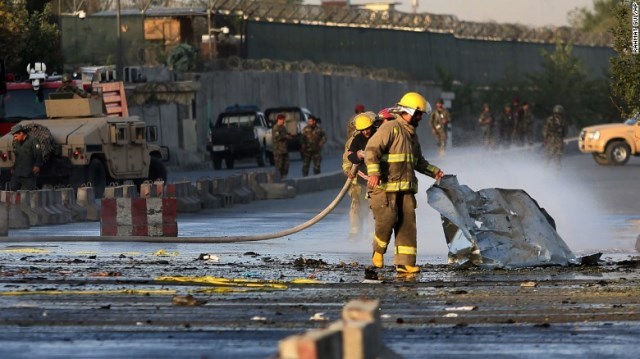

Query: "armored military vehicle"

xmin=0 ymin=87 xmax=168 ymax=197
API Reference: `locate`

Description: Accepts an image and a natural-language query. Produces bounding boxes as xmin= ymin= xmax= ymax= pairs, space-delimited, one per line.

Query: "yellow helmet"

xmin=397 ymin=92 xmax=430 ymax=113
xmin=354 ymin=112 xmax=375 ymax=130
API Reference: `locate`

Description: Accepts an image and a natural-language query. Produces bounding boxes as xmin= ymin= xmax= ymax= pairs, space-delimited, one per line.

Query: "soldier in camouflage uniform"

xmin=272 ymin=114 xmax=291 ymax=179
xmin=301 ymin=116 xmax=327 ymax=176
xmin=9 ymin=124 xmax=43 ymax=191
xmin=497 ymin=104 xmax=514 ymax=148
xmin=521 ymin=102 xmax=534 ymax=145
xmin=57 ymin=73 xmax=89 ymax=98
xmin=429 ymin=98 xmax=451 ymax=157
xmin=543 ymin=105 xmax=568 ymax=170
xmin=477 ymin=103 xmax=494 ymax=149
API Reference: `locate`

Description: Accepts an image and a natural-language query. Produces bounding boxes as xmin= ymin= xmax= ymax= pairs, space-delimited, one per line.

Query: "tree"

xmin=610 ymin=1 xmax=640 ymax=117
xmin=0 ymin=2 xmax=63 ymax=75
xmin=569 ymin=0 xmax=619 ymax=34
xmin=527 ymin=40 xmax=616 ymax=127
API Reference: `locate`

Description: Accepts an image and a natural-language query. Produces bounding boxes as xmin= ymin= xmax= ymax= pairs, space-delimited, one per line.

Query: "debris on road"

xmin=171 ymin=294 xmax=207 ymax=306
xmin=427 ymin=175 xmax=576 ymax=268
xmin=196 ymin=253 xmax=220 ymax=262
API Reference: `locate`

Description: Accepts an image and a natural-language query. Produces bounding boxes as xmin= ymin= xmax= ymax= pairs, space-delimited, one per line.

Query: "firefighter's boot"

xmin=395 ymin=264 xmax=420 ymax=273
xmin=372 ymin=252 xmax=384 ymax=268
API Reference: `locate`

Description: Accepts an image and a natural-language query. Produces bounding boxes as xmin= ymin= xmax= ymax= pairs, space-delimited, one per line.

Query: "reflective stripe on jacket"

xmin=364 ymin=118 xmax=439 ymax=192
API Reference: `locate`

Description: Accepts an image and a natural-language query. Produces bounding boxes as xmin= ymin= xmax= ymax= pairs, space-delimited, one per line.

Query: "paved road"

xmin=1 ymin=148 xmax=639 ymax=358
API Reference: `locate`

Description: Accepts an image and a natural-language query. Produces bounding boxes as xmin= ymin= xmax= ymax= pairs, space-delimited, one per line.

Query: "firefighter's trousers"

xmin=369 ymin=189 xmax=417 ymax=266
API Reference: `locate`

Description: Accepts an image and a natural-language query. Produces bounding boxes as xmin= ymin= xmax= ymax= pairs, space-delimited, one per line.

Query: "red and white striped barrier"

xmin=100 ymin=197 xmax=177 ymax=237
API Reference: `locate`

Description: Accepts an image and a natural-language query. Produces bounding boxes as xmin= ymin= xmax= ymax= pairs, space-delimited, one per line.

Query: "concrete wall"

xmin=195 ymin=71 xmax=441 ymax=154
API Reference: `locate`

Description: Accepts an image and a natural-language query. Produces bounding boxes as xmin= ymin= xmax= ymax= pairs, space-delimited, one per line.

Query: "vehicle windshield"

xmin=624 ymin=117 xmax=638 ymax=125
xmin=217 ymin=114 xmax=255 ymax=128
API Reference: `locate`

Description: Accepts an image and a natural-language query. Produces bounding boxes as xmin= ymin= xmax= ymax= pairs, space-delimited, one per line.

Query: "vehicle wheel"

xmin=592 ymin=153 xmax=610 ymax=166
xmin=605 ymin=141 xmax=630 ymax=165
xmin=148 ymin=156 xmax=167 ymax=182
xmin=212 ymin=156 xmax=222 ymax=170
xmin=225 ymin=157 xmax=235 ymax=169
xmin=256 ymin=149 xmax=267 ymax=167
xmin=88 ymin=158 xmax=107 ymax=199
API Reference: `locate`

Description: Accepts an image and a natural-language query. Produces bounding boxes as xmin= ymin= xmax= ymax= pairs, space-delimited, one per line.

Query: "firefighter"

xmin=9 ymin=124 xmax=43 ymax=191
xmin=365 ymin=92 xmax=444 ymax=274
xmin=345 ymin=111 xmax=377 ymax=241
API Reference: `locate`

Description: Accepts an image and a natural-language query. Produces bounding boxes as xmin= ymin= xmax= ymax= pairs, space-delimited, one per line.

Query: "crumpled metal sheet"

xmin=426 ymin=175 xmax=576 ymax=268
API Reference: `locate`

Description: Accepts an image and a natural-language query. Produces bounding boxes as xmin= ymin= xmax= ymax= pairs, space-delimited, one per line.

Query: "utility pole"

xmin=116 ymin=0 xmax=122 ymax=81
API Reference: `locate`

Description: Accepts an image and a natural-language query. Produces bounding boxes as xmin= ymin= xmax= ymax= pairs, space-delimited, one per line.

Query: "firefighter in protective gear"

xmin=345 ymin=112 xmax=377 ymax=241
xmin=365 ymin=92 xmax=444 ymax=274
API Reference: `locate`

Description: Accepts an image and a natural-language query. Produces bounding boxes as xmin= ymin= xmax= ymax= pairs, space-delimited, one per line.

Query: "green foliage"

xmin=609 ymin=1 xmax=640 ymax=117
xmin=526 ymin=40 xmax=617 ymax=127
xmin=0 ymin=2 xmax=63 ymax=75
xmin=569 ymin=0 xmax=619 ymax=34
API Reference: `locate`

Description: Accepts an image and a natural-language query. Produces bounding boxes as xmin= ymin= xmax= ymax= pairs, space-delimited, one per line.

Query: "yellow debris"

xmin=154 ymin=249 xmax=179 ymax=257
xmin=0 ymin=289 xmax=176 ymax=296
xmin=0 ymin=248 xmax=49 ymax=254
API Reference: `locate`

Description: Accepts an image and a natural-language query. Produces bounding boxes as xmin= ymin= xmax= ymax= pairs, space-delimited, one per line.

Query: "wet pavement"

xmin=1 ymin=150 xmax=639 ymax=358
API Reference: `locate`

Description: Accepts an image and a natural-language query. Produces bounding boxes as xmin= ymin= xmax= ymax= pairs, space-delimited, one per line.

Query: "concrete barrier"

xmin=228 ymin=174 xmax=253 ymax=204
xmin=17 ymin=191 xmax=39 ymax=226
xmin=210 ymin=178 xmax=233 ymax=208
xmin=47 ymin=189 xmax=72 ymax=224
xmin=278 ymin=299 xmax=400 ymax=359
xmin=58 ymin=188 xmax=87 ymax=222
xmin=244 ymin=172 xmax=268 ymax=200
xmin=77 ymin=186 xmax=100 ymax=221
xmin=166 ymin=181 xmax=201 ymax=213
xmin=195 ymin=178 xmax=223 ymax=209
xmin=1 ymin=191 xmax=30 ymax=229
xmin=0 ymin=204 xmax=7 ymax=236
xmin=101 ymin=197 xmax=178 ymax=236
xmin=140 ymin=181 xmax=165 ymax=198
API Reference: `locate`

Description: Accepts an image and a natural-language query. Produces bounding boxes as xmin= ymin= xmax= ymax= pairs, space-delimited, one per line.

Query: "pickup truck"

xmin=578 ymin=117 xmax=640 ymax=166
xmin=264 ymin=106 xmax=314 ymax=161
xmin=206 ymin=105 xmax=270 ymax=170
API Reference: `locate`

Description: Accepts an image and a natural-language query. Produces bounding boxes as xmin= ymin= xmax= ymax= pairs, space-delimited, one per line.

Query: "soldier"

xmin=543 ymin=105 xmax=568 ymax=170
xmin=9 ymin=124 xmax=43 ymax=191
xmin=345 ymin=111 xmax=377 ymax=241
xmin=57 ymin=73 xmax=89 ymax=98
xmin=429 ymin=98 xmax=451 ymax=157
xmin=346 ymin=104 xmax=365 ymax=140
xmin=477 ymin=103 xmax=494 ymax=149
xmin=272 ymin=114 xmax=291 ymax=179
xmin=497 ymin=104 xmax=514 ymax=148
xmin=365 ymin=92 xmax=444 ymax=275
xmin=301 ymin=116 xmax=327 ymax=176
xmin=512 ymin=97 xmax=524 ymax=146
xmin=521 ymin=102 xmax=534 ymax=145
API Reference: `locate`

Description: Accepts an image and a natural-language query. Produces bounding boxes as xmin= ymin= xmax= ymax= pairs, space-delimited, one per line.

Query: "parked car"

xmin=264 ymin=106 xmax=315 ymax=161
xmin=206 ymin=105 xmax=270 ymax=169
xmin=578 ymin=117 xmax=640 ymax=165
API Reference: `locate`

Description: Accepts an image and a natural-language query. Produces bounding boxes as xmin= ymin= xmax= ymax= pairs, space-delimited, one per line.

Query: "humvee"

xmin=0 ymin=90 xmax=168 ymax=197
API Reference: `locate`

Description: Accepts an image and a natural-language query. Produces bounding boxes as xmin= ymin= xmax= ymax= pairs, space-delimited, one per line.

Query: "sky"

xmin=304 ymin=0 xmax=596 ymax=28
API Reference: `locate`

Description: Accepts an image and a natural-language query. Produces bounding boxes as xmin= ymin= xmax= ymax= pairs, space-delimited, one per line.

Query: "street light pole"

xmin=116 ymin=0 xmax=122 ymax=81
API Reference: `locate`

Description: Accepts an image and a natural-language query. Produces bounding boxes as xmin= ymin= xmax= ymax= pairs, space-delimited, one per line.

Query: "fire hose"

xmin=0 ymin=165 xmax=358 ymax=244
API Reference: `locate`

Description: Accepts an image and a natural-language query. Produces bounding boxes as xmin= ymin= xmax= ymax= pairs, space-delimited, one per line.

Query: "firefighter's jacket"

xmin=365 ymin=119 xmax=439 ymax=192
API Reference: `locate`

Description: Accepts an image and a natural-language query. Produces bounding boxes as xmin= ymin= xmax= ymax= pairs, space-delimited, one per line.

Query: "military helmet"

xmin=10 ymin=124 xmax=26 ymax=135
xmin=61 ymin=73 xmax=72 ymax=83
xmin=553 ymin=105 xmax=564 ymax=114
xmin=354 ymin=112 xmax=376 ymax=130
xmin=397 ymin=92 xmax=430 ymax=113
